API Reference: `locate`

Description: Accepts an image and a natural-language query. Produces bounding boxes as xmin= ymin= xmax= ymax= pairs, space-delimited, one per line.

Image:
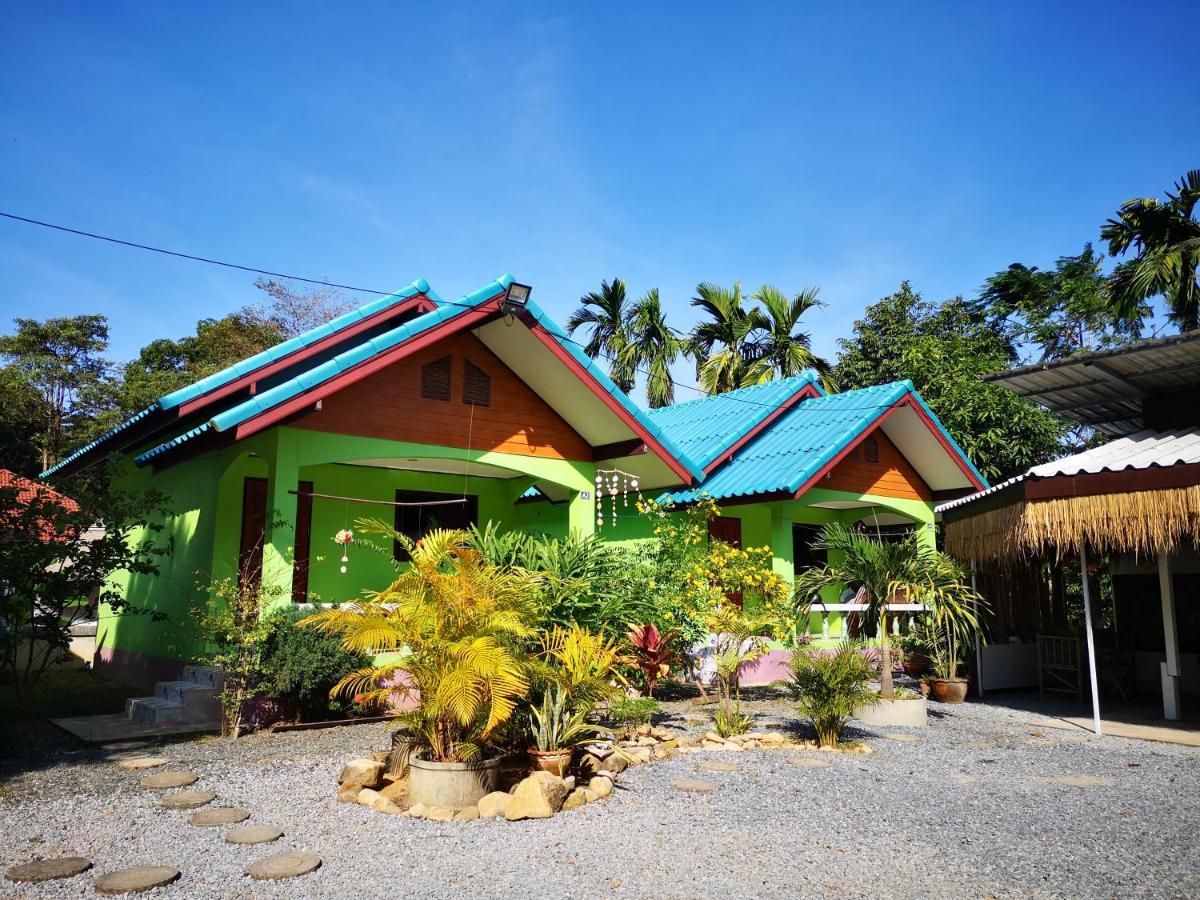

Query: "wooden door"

xmin=292 ymin=481 xmax=314 ymax=603
xmin=238 ymin=477 xmax=268 ymax=595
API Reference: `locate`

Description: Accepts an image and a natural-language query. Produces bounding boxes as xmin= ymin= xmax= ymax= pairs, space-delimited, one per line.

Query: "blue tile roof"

xmin=661 ymin=380 xmax=986 ymax=503
xmin=644 ymin=374 xmax=821 ymax=470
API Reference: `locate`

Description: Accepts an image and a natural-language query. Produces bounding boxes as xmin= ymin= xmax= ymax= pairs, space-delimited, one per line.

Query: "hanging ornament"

xmin=593 ymin=468 xmax=644 ymax=530
xmin=333 ymin=528 xmax=354 ymax=574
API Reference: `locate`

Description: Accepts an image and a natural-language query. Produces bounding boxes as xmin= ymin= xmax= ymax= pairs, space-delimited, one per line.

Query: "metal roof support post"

xmin=1157 ymin=547 xmax=1182 ymax=721
xmin=1079 ymin=541 xmax=1103 ymax=737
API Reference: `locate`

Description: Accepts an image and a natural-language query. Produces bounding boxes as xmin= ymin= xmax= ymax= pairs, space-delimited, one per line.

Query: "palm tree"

xmin=744 ymin=285 xmax=835 ymax=390
xmin=567 ymin=278 xmax=635 ymax=393
xmin=621 ymin=288 xmax=683 ymax=407
xmin=1101 ymin=170 xmax=1200 ymax=331
xmin=792 ymin=523 xmax=983 ymax=699
xmin=687 ymin=281 xmax=765 ymax=394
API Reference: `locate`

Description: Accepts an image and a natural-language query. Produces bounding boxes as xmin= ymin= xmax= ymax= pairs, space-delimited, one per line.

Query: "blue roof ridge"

xmin=645 ymin=371 xmax=820 ymax=416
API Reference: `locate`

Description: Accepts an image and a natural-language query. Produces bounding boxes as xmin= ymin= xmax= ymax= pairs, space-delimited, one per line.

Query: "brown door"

xmin=292 ymin=481 xmax=314 ymax=603
xmin=238 ymin=477 xmax=269 ymax=596
xmin=708 ymin=515 xmax=744 ymax=607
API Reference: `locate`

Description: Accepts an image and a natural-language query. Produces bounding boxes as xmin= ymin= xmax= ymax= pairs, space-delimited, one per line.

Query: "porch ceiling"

xmin=339 ymin=457 xmax=524 ymax=478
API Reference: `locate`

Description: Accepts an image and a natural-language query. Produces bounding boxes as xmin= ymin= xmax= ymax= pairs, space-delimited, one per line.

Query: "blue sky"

xmin=1 ymin=2 xmax=1197 ymax=402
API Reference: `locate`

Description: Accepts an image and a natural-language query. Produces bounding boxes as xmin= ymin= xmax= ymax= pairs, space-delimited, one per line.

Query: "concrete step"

xmin=125 ymin=696 xmax=216 ymax=727
xmin=152 ymin=681 xmax=221 ymax=718
xmin=181 ymin=665 xmax=224 ymax=689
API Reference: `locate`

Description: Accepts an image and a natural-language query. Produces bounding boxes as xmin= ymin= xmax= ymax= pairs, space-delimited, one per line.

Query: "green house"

xmin=48 ymin=274 xmax=986 ymax=689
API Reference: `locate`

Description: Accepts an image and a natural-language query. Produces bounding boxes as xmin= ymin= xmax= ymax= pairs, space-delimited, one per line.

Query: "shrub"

xmin=625 ymin=623 xmax=679 ymax=697
xmin=606 ymin=695 xmax=660 ymax=739
xmin=260 ymin=607 xmax=368 ymax=722
xmin=787 ymin=642 xmax=877 ymax=747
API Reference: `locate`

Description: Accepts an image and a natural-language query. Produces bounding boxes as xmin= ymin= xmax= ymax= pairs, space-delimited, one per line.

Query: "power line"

xmin=1 ymin=209 xmax=877 ymax=414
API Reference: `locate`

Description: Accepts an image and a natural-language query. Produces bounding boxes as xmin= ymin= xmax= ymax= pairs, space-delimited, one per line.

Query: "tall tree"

xmin=687 ymin=281 xmax=764 ymax=394
xmin=567 ymin=278 xmax=635 ymax=393
xmin=836 ymin=282 xmax=1065 ymax=482
xmin=246 ymin=278 xmax=355 ymax=339
xmin=0 ymin=315 xmax=111 ymax=471
xmin=743 ymin=285 xmax=834 ymax=390
xmin=976 ymin=244 xmax=1145 ymax=361
xmin=622 ymin=289 xmax=684 ymax=408
xmin=1101 ymin=170 xmax=1200 ymax=331
xmin=0 ymin=368 xmax=44 ymax=475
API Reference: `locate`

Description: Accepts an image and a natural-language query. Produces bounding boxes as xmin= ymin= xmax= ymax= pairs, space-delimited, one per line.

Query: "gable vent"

xmin=463 ymin=359 xmax=491 ymax=407
xmin=421 ymin=356 xmax=452 ymax=401
xmin=863 ymin=436 xmax=879 ymax=463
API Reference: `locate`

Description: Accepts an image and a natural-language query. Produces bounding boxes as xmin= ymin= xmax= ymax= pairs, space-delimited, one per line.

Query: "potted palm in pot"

xmin=301 ymin=526 xmax=538 ymax=808
xmin=528 ymin=685 xmax=605 ymax=776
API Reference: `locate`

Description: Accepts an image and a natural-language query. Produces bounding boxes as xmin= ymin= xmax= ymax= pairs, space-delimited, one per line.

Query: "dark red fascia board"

xmin=232 ymin=294 xmax=503 ymax=441
xmin=177 ymin=292 xmax=436 ymax=418
xmin=703 ymin=382 xmax=821 ymax=475
xmin=792 ymin=394 xmax=986 ymax=500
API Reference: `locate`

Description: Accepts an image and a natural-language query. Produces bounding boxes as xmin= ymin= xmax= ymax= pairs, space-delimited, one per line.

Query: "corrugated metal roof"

xmin=935 ymin=427 xmax=1200 ymax=513
xmin=984 ymin=328 xmax=1200 ymax=437
xmin=644 ymin=374 xmax=820 ymax=469
xmin=41 ymin=403 xmax=161 ymax=477
xmin=662 ymin=381 xmax=911 ymax=503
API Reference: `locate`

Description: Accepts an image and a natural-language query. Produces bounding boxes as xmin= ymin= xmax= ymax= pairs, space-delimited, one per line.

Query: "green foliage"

xmin=793 ymin=523 xmax=984 ymax=699
xmin=0 ymin=470 xmax=170 ymax=707
xmin=620 ymin=288 xmax=683 ymax=408
xmin=528 ymin=683 xmax=606 ymax=751
xmin=536 ymin=623 xmax=624 ymax=710
xmin=835 ymin=282 xmax=1066 ymax=481
xmin=568 ymin=277 xmax=636 ymax=393
xmin=0 ymin=366 xmax=44 ymax=474
xmin=1102 ymin=170 xmax=1200 ymax=331
xmin=742 ymin=285 xmax=834 ymax=390
xmin=301 ymin=526 xmax=538 ymax=762
xmin=709 ymin=606 xmax=771 ymax=735
xmin=713 ymin=704 xmax=753 ymax=738
xmin=976 ymin=244 xmax=1144 ymax=361
xmin=787 ymin=642 xmax=877 ymax=747
xmin=259 ymin=607 xmax=369 ymax=721
xmin=606 ymin=695 xmax=660 ymax=738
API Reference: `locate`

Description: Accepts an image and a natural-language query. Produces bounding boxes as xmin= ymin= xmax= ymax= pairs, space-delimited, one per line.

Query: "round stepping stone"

xmin=672 ymin=778 xmax=717 ymax=794
xmin=140 ymin=771 xmax=199 ymax=790
xmin=102 ymin=740 xmax=150 ymax=752
xmin=7 ymin=856 xmax=92 ymax=883
xmin=698 ymin=761 xmax=739 ymax=773
xmin=885 ymin=733 xmax=921 ymax=743
xmin=226 ymin=825 xmax=284 ymax=845
xmin=789 ymin=757 xmax=830 ymax=768
xmin=246 ymin=851 xmax=321 ymax=881
xmin=190 ymin=807 xmax=250 ymax=827
xmin=117 ymin=757 xmax=169 ymax=771
xmin=161 ymin=790 xmax=217 ymax=810
xmin=94 ymin=866 xmax=180 ymax=894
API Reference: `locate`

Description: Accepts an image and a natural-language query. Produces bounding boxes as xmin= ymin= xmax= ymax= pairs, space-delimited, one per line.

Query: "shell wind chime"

xmin=334 ymin=529 xmax=354 ymax=573
xmin=595 ymin=469 xmax=640 ymax=529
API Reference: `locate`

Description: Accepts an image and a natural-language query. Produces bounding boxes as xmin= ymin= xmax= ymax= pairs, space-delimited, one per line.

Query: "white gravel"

xmin=2 ymin=696 xmax=1198 ymax=899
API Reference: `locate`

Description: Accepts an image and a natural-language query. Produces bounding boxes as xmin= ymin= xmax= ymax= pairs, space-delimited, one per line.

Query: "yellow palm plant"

xmin=300 ymin=524 xmax=539 ymax=762
xmin=537 ymin=624 xmax=625 ymax=709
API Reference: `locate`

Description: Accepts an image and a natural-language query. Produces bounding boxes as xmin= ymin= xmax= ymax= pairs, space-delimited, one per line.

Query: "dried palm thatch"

xmin=944 ymin=485 xmax=1200 ymax=564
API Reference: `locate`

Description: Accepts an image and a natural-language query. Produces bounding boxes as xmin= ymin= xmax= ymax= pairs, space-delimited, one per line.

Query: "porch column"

xmin=567 ymin=486 xmax=596 ymax=538
xmin=1157 ymin=547 xmax=1182 ymax=721
xmin=262 ymin=429 xmax=299 ymax=611
xmin=1079 ymin=541 xmax=1103 ymax=736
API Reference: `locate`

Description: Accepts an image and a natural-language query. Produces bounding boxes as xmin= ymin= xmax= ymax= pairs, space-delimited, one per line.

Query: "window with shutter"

xmin=421 ymin=356 xmax=452 ymax=401
xmin=863 ymin=436 xmax=879 ymax=463
xmin=463 ymin=359 xmax=491 ymax=407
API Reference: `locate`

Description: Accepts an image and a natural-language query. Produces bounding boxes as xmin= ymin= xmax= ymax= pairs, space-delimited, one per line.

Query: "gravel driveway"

xmin=2 ymin=695 xmax=1197 ymax=899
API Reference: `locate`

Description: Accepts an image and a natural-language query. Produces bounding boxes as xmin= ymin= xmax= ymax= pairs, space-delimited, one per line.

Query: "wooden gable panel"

xmin=823 ymin=427 xmax=933 ymax=501
xmin=291 ymin=331 xmax=593 ymax=460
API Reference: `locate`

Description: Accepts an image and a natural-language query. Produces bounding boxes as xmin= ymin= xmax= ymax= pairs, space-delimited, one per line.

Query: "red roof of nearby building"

xmin=0 ymin=468 xmax=80 ymax=540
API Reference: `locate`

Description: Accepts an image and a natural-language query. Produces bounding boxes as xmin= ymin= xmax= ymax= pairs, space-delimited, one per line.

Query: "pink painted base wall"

xmin=739 ymin=649 xmax=797 ymax=686
xmin=94 ymin=646 xmax=185 ymax=691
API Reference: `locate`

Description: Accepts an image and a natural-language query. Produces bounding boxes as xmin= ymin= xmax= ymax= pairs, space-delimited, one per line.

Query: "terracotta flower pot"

xmin=528 ymin=748 xmax=573 ymax=778
xmin=927 ymin=677 xmax=969 ymax=704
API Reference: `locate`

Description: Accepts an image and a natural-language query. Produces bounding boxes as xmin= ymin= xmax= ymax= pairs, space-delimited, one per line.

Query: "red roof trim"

xmin=519 ymin=318 xmax=696 ymax=485
xmin=904 ymin=397 xmax=987 ymax=490
xmin=704 ymin=382 xmax=821 ymax=475
xmin=178 ymin=293 xmax=435 ymax=417
xmin=232 ymin=295 xmax=504 ymax=441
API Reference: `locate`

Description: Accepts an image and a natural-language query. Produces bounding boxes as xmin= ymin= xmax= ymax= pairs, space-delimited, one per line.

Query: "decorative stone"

xmin=699 ymin=761 xmax=739 ymax=773
xmin=101 ymin=740 xmax=150 ymax=752
xmin=563 ymin=789 xmax=588 ymax=811
xmin=760 ymin=732 xmax=787 ymax=746
xmin=370 ymin=795 xmax=403 ymax=814
xmin=338 ymin=759 xmax=385 ymax=789
xmin=378 ymin=780 xmax=408 ymax=803
xmin=506 ymin=771 xmax=568 ymax=820
xmin=477 ymin=792 xmax=511 ymax=818
xmin=600 ymin=754 xmax=628 ymax=776
xmin=627 ymin=747 xmax=653 ymax=765
xmin=161 ymin=790 xmax=217 ymax=810
xmin=790 ymin=757 xmax=830 ymax=768
xmin=425 ymin=806 xmax=454 ymax=822
xmin=94 ymin=866 xmax=181 ymax=894
xmin=587 ymin=775 xmax=614 ymax=799
xmin=562 ymin=776 xmax=576 ymax=792
xmin=742 ymin=740 xmax=759 ymax=750
xmin=140 ymin=771 xmax=199 ymax=790
xmin=636 ymin=736 xmax=658 ymax=747
xmin=246 ymin=852 xmax=321 ymax=881
xmin=454 ymin=806 xmax=480 ymax=821
xmin=404 ymin=803 xmax=427 ymax=818
xmin=6 ymin=856 xmax=92 ymax=883
xmin=336 ymin=785 xmax=361 ymax=804
xmin=116 ymin=757 xmax=169 ymax=771
xmin=225 ymin=826 xmax=284 ymax=845
xmin=356 ymin=788 xmax=382 ymax=807
xmin=636 ymin=724 xmax=653 ymax=736
xmin=189 ymin=807 xmax=250 ymax=827
xmin=672 ymin=778 xmax=717 ymax=794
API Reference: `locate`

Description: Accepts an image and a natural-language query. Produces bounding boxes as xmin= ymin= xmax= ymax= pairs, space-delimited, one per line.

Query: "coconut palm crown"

xmin=567 ymin=277 xmax=636 ymax=393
